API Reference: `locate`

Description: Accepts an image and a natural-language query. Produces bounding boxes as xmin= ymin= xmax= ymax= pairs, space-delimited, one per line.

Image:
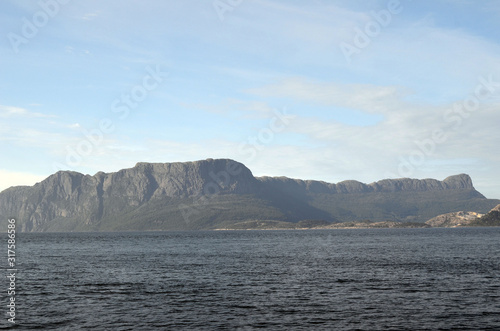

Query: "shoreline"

xmin=212 ymin=224 xmax=496 ymax=231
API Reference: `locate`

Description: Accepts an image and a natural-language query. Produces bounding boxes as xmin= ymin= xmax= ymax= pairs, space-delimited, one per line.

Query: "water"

xmin=3 ymin=228 xmax=500 ymax=330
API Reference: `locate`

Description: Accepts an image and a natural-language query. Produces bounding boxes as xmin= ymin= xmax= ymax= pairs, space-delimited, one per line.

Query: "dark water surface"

xmin=3 ymin=228 xmax=500 ymax=330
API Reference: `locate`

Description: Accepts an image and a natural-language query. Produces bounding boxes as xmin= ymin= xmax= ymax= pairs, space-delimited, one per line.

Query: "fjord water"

xmin=9 ymin=228 xmax=500 ymax=330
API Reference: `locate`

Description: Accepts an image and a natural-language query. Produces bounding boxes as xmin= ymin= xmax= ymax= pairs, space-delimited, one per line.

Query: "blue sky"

xmin=1 ymin=0 xmax=500 ymax=198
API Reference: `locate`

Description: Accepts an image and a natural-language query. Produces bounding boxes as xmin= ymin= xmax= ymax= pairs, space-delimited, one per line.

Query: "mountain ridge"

xmin=257 ymin=173 xmax=478 ymax=196
xmin=0 ymin=159 xmax=498 ymax=232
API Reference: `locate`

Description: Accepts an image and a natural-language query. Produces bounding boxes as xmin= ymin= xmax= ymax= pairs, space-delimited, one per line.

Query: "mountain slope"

xmin=0 ymin=159 xmax=498 ymax=232
xmin=468 ymin=204 xmax=500 ymax=226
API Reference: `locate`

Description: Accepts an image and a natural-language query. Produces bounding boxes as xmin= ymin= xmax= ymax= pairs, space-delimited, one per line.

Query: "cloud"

xmin=242 ymin=75 xmax=500 ymax=191
xmin=247 ymin=77 xmax=407 ymax=114
xmin=0 ymin=105 xmax=55 ymax=118
xmin=0 ymin=106 xmax=29 ymax=117
xmin=184 ymin=98 xmax=280 ymax=120
xmin=81 ymin=11 xmax=101 ymax=21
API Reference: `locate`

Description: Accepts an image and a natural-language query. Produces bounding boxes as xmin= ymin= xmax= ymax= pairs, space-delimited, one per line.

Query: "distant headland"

xmin=1 ymin=159 xmax=499 ymax=232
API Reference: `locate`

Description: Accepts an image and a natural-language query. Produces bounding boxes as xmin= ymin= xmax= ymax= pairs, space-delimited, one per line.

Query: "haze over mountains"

xmin=0 ymin=159 xmax=498 ymax=232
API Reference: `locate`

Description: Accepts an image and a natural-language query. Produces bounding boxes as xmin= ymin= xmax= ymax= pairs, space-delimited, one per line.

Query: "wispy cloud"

xmin=247 ymin=77 xmax=406 ymax=114
xmin=183 ymin=98 xmax=279 ymax=120
xmin=0 ymin=105 xmax=55 ymax=118
xmin=80 ymin=11 xmax=101 ymax=21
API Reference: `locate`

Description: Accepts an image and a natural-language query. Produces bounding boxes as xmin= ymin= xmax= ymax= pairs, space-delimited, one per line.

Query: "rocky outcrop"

xmin=425 ymin=211 xmax=485 ymax=227
xmin=425 ymin=204 xmax=500 ymax=227
xmin=469 ymin=204 xmax=500 ymax=226
xmin=0 ymin=159 xmax=498 ymax=232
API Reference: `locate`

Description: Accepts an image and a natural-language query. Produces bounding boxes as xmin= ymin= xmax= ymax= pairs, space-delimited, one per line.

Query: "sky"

xmin=1 ymin=0 xmax=500 ymax=198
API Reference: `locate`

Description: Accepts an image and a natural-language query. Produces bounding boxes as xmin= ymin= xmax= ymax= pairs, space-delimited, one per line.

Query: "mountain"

xmin=1 ymin=158 xmax=498 ymax=232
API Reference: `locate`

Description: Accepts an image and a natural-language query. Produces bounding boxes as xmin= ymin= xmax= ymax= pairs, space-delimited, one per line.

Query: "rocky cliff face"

xmin=257 ymin=173 xmax=482 ymax=196
xmin=0 ymin=159 xmax=259 ymax=231
xmin=0 ymin=159 xmax=497 ymax=232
